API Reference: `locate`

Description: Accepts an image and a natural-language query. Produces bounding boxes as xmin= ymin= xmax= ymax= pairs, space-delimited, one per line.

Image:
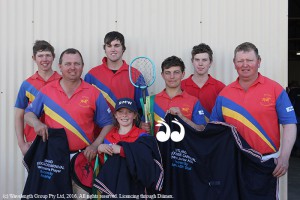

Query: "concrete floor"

xmin=288 ymin=156 xmax=300 ymax=200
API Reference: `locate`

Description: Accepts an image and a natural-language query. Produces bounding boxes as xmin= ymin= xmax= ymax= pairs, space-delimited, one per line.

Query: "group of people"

xmin=15 ymin=31 xmax=297 ymax=199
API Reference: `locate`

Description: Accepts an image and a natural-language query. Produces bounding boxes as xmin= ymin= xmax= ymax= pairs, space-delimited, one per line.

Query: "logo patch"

xmin=198 ymin=110 xmax=204 ymax=115
xmin=286 ymin=106 xmax=294 ymax=112
xmin=79 ymin=96 xmax=89 ymax=107
xmin=260 ymin=94 xmax=275 ymax=106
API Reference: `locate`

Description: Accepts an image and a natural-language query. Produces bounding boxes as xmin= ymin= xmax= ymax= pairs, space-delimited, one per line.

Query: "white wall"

xmin=0 ymin=0 xmax=288 ymax=197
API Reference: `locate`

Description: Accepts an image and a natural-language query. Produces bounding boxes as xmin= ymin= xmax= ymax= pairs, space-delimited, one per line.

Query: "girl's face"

xmin=114 ymin=108 xmax=137 ymax=128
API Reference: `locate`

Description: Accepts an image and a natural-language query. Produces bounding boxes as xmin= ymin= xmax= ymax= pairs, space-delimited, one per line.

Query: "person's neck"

xmin=192 ymin=73 xmax=209 ymax=88
xmin=107 ymin=59 xmax=123 ymax=71
xmin=60 ymin=78 xmax=81 ymax=98
xmin=118 ymin=124 xmax=133 ymax=135
xmin=38 ymin=69 xmax=54 ymax=81
xmin=165 ymin=87 xmax=182 ymax=99
xmin=238 ymin=74 xmax=258 ymax=91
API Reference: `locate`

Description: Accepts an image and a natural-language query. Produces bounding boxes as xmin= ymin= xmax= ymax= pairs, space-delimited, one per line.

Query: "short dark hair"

xmin=33 ymin=40 xmax=55 ymax=57
xmin=161 ymin=56 xmax=185 ymax=72
xmin=58 ymin=48 xmax=84 ymax=65
xmin=103 ymin=31 xmax=126 ymax=52
xmin=234 ymin=42 xmax=260 ymax=60
xmin=191 ymin=43 xmax=213 ymax=61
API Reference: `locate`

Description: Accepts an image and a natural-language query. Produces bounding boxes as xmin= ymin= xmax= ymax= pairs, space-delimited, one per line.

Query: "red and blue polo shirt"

xmin=210 ymin=73 xmax=297 ymax=154
xmin=25 ymin=79 xmax=113 ymax=151
xmin=181 ymin=74 xmax=225 ymax=121
xmin=84 ymin=57 xmax=147 ymax=112
xmin=15 ymin=71 xmax=61 ymax=142
xmin=152 ymin=90 xmax=206 ymax=134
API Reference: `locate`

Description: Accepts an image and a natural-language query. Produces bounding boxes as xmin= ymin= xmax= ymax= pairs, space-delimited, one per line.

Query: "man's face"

xmin=59 ymin=53 xmax=83 ymax=82
xmin=33 ymin=51 xmax=54 ymax=72
xmin=234 ymin=50 xmax=260 ymax=81
xmin=104 ymin=39 xmax=124 ymax=62
xmin=161 ymin=66 xmax=185 ymax=89
xmin=192 ymin=53 xmax=211 ymax=76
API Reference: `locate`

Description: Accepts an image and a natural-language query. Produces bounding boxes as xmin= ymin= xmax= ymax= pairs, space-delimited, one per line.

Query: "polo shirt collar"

xmin=111 ymin=126 xmax=141 ymax=141
xmin=31 ymin=71 xmax=60 ymax=81
xmin=55 ymin=78 xmax=88 ymax=92
xmin=184 ymin=74 xmax=213 ymax=86
xmin=158 ymin=89 xmax=185 ymax=98
xmin=232 ymin=73 xmax=264 ymax=89
xmin=102 ymin=57 xmax=128 ymax=72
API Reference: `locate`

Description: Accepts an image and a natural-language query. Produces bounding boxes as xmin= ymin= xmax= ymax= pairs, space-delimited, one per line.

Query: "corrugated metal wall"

xmin=0 ymin=0 xmax=288 ymax=197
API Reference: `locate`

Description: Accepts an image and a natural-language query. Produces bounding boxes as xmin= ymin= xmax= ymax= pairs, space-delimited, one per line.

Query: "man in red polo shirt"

xmin=210 ymin=42 xmax=297 ymax=198
xmin=25 ymin=48 xmax=113 ymax=197
xmin=15 ymin=40 xmax=61 ymax=155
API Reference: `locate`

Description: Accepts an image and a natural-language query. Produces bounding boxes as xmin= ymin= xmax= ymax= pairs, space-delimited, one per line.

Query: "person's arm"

xmin=24 ymin=112 xmax=48 ymax=142
xmin=272 ymin=124 xmax=297 ymax=177
xmin=84 ymin=124 xmax=113 ymax=161
xmin=15 ymin=108 xmax=31 ymax=155
xmin=168 ymin=107 xmax=204 ymax=131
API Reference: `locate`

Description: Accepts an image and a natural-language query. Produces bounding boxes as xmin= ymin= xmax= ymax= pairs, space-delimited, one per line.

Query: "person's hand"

xmin=19 ymin=141 xmax=32 ymax=156
xmin=168 ymin=107 xmax=183 ymax=117
xmin=273 ymin=156 xmax=289 ymax=177
xmin=98 ymin=144 xmax=114 ymax=156
xmin=33 ymin=121 xmax=48 ymax=142
xmin=84 ymin=144 xmax=98 ymax=161
xmin=111 ymin=144 xmax=121 ymax=154
xmin=140 ymin=122 xmax=150 ymax=133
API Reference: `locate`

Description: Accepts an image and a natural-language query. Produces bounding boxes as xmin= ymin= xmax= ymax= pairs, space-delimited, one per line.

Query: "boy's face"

xmin=161 ymin=66 xmax=185 ymax=89
xmin=192 ymin=53 xmax=211 ymax=76
xmin=33 ymin=51 xmax=54 ymax=72
xmin=104 ymin=39 xmax=124 ymax=62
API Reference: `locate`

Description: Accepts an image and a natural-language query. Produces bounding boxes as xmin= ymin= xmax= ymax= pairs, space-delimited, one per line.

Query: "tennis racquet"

xmin=129 ymin=56 xmax=156 ymax=123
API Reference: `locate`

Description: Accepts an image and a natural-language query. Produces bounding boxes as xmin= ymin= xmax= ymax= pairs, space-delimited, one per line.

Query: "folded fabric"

xmin=22 ymin=128 xmax=73 ymax=199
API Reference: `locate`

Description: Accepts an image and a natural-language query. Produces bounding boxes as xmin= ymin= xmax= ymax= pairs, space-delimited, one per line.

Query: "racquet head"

xmin=128 ymin=56 xmax=156 ymax=89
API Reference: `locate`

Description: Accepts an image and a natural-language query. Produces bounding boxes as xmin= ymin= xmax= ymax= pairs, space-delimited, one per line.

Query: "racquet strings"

xmin=130 ymin=57 xmax=154 ymax=88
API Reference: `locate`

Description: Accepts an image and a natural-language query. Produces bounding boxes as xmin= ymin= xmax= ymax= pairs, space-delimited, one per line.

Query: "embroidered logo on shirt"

xmin=182 ymin=107 xmax=190 ymax=113
xmin=198 ymin=110 xmax=204 ymax=115
xmin=260 ymin=94 xmax=275 ymax=106
xmin=79 ymin=96 xmax=89 ymax=107
xmin=286 ymin=106 xmax=294 ymax=112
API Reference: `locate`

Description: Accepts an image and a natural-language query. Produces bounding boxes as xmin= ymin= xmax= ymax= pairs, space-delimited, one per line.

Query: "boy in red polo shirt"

xmin=15 ymin=40 xmax=61 ymax=155
xmin=181 ymin=43 xmax=225 ymax=121
xmin=142 ymin=56 xmax=206 ymax=135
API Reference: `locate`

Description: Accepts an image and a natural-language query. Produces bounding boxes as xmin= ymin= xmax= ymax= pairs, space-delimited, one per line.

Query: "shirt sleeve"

xmin=210 ymin=96 xmax=225 ymax=122
xmin=15 ymin=81 xmax=28 ymax=109
xmin=94 ymin=92 xmax=113 ymax=127
xmin=191 ymin=101 xmax=207 ymax=125
xmin=25 ymin=91 xmax=45 ymax=118
xmin=276 ymin=90 xmax=297 ymax=124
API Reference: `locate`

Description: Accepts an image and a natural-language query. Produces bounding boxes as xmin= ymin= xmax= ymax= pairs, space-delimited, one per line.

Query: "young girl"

xmin=98 ymin=97 xmax=148 ymax=159
xmin=94 ymin=98 xmax=164 ymax=196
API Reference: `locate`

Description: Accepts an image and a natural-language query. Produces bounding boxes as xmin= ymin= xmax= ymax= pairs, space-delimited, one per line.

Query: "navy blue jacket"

xmin=93 ymin=135 xmax=163 ymax=199
xmin=22 ymin=128 xmax=73 ymax=199
xmin=158 ymin=114 xmax=277 ymax=200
